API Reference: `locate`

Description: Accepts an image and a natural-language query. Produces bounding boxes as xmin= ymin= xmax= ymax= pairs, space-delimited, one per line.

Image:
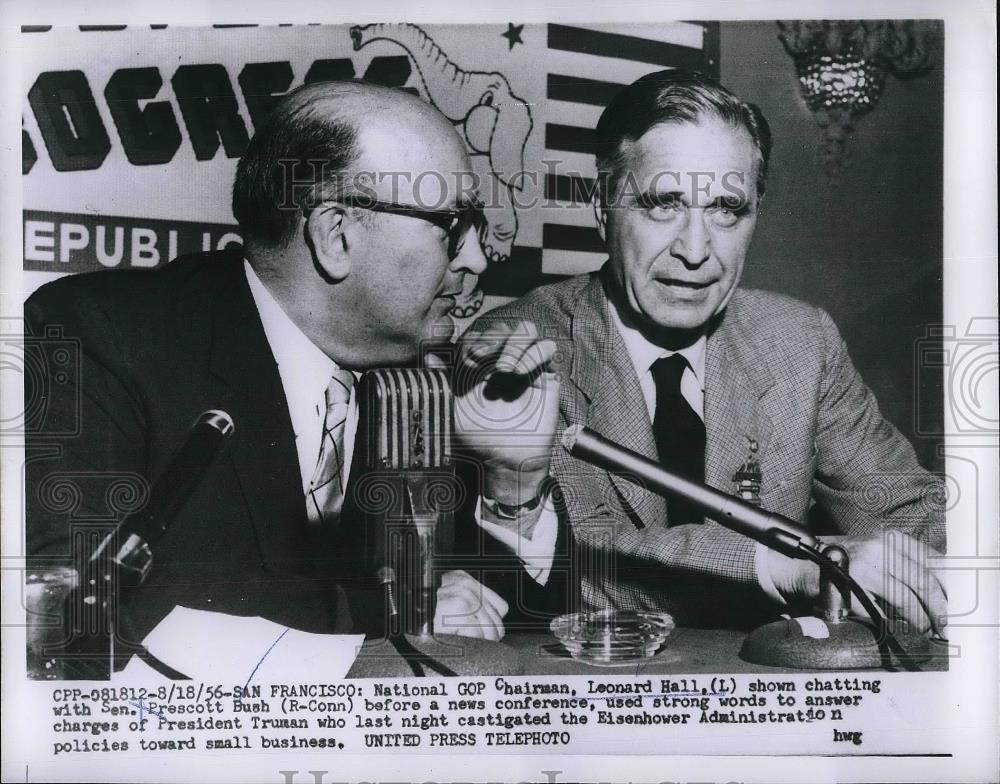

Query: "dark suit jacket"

xmin=25 ymin=250 xmax=573 ymax=648
xmin=25 ymin=250 xmax=374 ymax=644
xmin=480 ymin=266 xmax=945 ymax=626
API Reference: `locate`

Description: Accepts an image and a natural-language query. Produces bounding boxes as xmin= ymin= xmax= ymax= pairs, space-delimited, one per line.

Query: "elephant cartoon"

xmin=350 ymin=23 xmax=534 ymax=316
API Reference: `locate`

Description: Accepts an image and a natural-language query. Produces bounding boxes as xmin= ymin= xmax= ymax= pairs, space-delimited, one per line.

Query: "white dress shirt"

xmin=607 ymin=300 xmax=707 ymax=420
xmin=607 ymin=298 xmax=784 ymax=603
xmin=246 ymin=261 xmax=357 ymax=492
xmin=245 ymin=261 xmax=553 ymax=584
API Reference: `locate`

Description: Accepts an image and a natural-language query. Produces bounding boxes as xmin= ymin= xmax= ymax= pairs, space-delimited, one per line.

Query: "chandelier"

xmin=778 ymin=20 xmax=939 ymax=178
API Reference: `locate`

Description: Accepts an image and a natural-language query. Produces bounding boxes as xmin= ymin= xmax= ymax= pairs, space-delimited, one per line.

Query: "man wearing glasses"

xmin=24 ymin=81 xmax=564 ymax=653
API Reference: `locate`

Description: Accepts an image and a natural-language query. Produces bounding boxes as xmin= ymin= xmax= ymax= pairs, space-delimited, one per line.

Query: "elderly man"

xmin=480 ymin=70 xmax=946 ymax=633
xmin=24 ymin=81 xmax=563 ymax=655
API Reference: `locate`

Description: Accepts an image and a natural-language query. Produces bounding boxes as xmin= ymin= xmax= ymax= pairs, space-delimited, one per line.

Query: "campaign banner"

xmin=21 ymin=22 xmax=717 ymax=316
xmin=23 ymin=210 xmax=241 ymax=273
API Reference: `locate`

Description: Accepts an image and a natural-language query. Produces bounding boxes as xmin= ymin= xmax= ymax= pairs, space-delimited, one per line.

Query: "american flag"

xmin=480 ymin=21 xmax=719 ymax=302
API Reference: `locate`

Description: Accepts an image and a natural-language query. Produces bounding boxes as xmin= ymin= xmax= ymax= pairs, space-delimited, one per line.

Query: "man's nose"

xmin=669 ymin=210 xmax=711 ymax=267
xmin=452 ymin=225 xmax=488 ymax=275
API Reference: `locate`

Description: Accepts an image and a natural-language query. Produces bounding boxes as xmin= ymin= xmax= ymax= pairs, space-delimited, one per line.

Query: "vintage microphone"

xmin=562 ymin=425 xmax=820 ymax=557
xmin=358 ymin=369 xmax=455 ymax=639
xmin=347 ymin=369 xmax=523 ymax=678
xmin=56 ymin=410 xmax=234 ymax=679
xmin=91 ymin=410 xmax=235 ymax=587
xmin=562 ymin=424 xmax=932 ymax=670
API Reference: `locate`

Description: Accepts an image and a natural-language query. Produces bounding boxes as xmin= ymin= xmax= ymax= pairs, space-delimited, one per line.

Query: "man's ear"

xmin=305 ymin=205 xmax=352 ymax=281
xmin=591 ymin=191 xmax=607 ymax=243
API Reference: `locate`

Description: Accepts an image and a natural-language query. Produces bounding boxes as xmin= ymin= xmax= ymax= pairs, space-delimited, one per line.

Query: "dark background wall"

xmin=719 ymin=21 xmax=944 ymax=471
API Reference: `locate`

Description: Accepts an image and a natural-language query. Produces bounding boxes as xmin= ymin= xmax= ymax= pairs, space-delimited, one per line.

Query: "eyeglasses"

xmin=309 ymin=195 xmax=486 ymax=258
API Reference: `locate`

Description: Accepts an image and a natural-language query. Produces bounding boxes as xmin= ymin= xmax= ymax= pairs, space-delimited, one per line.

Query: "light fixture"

xmin=778 ymin=20 xmax=939 ymax=178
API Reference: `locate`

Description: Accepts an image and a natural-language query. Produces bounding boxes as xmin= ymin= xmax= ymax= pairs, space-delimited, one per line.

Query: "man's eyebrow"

xmin=630 ymin=190 xmax=753 ymax=211
xmin=709 ymin=194 xmax=751 ymax=209
xmin=634 ymin=188 xmax=686 ymax=202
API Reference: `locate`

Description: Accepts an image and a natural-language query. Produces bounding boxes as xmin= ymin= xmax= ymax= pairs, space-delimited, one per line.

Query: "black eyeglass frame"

xmin=307 ymin=195 xmax=486 ymax=257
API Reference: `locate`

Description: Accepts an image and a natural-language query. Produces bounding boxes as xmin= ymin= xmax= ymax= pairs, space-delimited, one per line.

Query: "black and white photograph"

xmin=1 ymin=1 xmax=996 ymax=783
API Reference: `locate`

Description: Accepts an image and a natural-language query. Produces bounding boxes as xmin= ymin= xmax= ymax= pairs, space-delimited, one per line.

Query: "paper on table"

xmin=122 ymin=606 xmax=364 ymax=683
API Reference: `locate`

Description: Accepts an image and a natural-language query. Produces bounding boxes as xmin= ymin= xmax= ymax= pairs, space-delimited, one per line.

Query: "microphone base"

xmin=739 ymin=616 xmax=933 ymax=670
xmin=348 ymin=633 xmax=526 ymax=678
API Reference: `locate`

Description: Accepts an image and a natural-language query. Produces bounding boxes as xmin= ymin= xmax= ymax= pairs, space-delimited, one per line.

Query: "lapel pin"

xmin=732 ymin=437 xmax=762 ymax=506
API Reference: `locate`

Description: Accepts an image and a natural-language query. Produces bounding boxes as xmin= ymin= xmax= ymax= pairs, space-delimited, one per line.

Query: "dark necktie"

xmin=650 ymin=354 xmax=706 ymax=525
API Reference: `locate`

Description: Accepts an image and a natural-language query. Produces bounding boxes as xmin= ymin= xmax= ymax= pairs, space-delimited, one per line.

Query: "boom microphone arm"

xmin=561 ymin=424 xmax=819 ymax=557
xmin=561 ymin=424 xmax=923 ymax=671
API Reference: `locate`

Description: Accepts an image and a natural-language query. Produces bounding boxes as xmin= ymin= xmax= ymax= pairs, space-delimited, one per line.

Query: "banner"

xmin=21 ymin=22 xmax=717 ymax=317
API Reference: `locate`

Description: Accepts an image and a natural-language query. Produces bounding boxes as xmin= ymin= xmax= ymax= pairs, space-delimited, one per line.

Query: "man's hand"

xmin=434 ymin=570 xmax=509 ymax=641
xmin=450 ymin=320 xmax=560 ymax=512
xmin=765 ymin=532 xmax=947 ymax=635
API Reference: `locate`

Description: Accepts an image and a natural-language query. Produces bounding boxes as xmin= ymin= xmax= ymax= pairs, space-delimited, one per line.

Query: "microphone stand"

xmin=349 ymin=368 xmax=525 ymax=678
xmin=743 ymin=541 xmax=931 ymax=670
xmin=562 ymin=425 xmax=933 ymax=671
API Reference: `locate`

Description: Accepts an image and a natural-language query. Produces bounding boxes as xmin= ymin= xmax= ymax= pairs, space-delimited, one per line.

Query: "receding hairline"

xmin=277 ymin=80 xmax=448 ymax=136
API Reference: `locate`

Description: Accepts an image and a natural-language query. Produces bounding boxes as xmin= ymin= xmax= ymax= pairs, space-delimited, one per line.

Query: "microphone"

xmin=561 ymin=424 xmax=818 ymax=558
xmin=359 ymin=369 xmax=453 ymax=639
xmin=54 ymin=410 xmax=234 ymax=679
xmin=562 ymin=425 xmax=930 ymax=671
xmin=91 ymin=410 xmax=236 ymax=586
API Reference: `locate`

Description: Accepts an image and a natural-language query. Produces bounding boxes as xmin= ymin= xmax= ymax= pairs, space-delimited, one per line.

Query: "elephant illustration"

xmin=350 ymin=23 xmax=534 ymax=317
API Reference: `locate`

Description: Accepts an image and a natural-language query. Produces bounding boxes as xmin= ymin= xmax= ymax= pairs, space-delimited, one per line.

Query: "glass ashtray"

xmin=550 ymin=610 xmax=676 ymax=666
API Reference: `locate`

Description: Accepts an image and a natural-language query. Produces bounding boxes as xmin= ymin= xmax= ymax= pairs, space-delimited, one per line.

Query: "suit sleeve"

xmin=570 ymin=307 xmax=946 ymax=622
xmin=568 ymin=505 xmax=771 ymax=627
xmin=450 ymin=462 xmax=578 ymax=631
xmin=810 ymin=309 xmax=946 ymax=550
xmin=24 ymin=283 xmax=149 ymax=564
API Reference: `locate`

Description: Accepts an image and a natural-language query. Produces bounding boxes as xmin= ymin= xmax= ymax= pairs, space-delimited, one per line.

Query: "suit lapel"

xmin=704 ymin=294 xmax=775 ymax=495
xmin=206 ymin=256 xmax=305 ymax=571
xmin=568 ymin=273 xmax=666 ymax=530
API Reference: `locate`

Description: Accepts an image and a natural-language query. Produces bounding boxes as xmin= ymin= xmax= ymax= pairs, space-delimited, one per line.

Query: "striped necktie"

xmin=306 ymin=368 xmax=355 ymax=527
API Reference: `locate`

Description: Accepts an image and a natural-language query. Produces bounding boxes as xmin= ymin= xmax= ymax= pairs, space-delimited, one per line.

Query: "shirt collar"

xmin=244 ymin=260 xmax=336 ymax=393
xmin=607 ymin=295 xmax=707 ymax=389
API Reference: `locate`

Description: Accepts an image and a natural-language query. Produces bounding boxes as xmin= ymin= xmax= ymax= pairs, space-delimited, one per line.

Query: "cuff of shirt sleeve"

xmin=475 ymin=494 xmax=558 ymax=586
xmin=755 ymin=540 xmax=787 ymax=604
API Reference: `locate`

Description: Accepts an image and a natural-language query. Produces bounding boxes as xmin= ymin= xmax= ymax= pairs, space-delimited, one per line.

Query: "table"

xmin=506 ymin=629 xmax=949 ymax=675
xmin=346 ymin=628 xmax=950 ymax=677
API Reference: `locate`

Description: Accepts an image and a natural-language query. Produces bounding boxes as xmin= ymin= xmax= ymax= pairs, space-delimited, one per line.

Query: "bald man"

xmin=24 ymin=81 xmax=564 ymax=658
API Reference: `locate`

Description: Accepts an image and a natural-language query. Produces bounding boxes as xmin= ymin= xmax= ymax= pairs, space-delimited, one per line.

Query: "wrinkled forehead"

xmin=618 ymin=117 xmax=760 ymax=201
xmin=351 ymin=116 xmax=477 ymax=209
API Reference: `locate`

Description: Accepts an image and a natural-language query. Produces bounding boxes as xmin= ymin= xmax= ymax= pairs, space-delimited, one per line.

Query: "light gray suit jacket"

xmin=479 ymin=266 xmax=945 ymax=621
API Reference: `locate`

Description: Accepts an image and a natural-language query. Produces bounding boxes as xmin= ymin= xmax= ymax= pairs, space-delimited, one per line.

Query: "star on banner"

xmin=501 ymin=23 xmax=524 ymax=50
